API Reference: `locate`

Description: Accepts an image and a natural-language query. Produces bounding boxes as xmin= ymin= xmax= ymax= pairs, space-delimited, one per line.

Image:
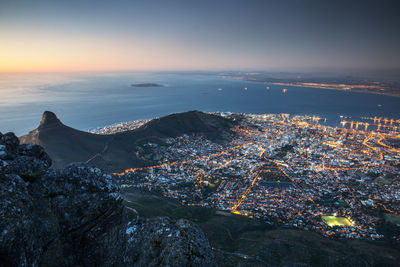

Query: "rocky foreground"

xmin=0 ymin=132 xmax=216 ymax=266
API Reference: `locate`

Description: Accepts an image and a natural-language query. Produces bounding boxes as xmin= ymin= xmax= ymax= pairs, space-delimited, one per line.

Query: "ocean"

xmin=0 ymin=71 xmax=399 ymax=136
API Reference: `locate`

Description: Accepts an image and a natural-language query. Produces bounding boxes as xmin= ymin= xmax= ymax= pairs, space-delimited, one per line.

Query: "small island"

xmin=131 ymin=83 xmax=164 ymax=87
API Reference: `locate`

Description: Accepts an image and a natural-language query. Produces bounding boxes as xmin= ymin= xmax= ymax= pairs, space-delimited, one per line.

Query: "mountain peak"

xmin=39 ymin=111 xmax=62 ymax=127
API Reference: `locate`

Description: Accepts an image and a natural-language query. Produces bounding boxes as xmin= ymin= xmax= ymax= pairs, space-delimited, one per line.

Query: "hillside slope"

xmin=123 ymin=188 xmax=400 ymax=267
xmin=20 ymin=111 xmax=236 ymax=172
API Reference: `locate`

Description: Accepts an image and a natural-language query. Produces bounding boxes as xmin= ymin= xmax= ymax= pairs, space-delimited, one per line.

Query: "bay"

xmin=0 ymin=71 xmax=399 ymax=136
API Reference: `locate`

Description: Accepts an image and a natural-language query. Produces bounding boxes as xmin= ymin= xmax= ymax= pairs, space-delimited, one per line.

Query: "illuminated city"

xmin=106 ymin=113 xmax=400 ymax=240
xmin=1 ymin=0 xmax=400 ymax=265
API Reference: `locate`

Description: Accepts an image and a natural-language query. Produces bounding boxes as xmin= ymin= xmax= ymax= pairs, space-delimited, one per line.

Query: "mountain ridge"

xmin=20 ymin=110 xmax=236 ymax=172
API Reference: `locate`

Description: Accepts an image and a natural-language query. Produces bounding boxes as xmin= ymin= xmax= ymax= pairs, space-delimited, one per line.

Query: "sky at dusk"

xmin=0 ymin=0 xmax=399 ymax=72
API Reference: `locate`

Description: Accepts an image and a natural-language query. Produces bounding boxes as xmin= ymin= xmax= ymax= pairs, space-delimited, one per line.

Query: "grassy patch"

xmin=384 ymin=213 xmax=400 ymax=225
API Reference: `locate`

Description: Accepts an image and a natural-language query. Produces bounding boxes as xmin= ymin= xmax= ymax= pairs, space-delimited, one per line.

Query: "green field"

xmin=323 ymin=215 xmax=353 ymax=227
xmin=384 ymin=213 xmax=400 ymax=225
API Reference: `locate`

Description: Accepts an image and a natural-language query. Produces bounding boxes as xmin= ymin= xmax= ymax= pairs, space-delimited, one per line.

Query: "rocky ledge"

xmin=0 ymin=132 xmax=216 ymax=266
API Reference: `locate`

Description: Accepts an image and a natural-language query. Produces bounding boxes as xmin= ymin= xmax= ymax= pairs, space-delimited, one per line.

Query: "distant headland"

xmin=131 ymin=83 xmax=164 ymax=87
xmin=220 ymin=72 xmax=400 ymax=97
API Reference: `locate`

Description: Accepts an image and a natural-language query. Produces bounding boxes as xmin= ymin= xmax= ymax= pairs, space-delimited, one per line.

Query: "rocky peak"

xmin=0 ymin=132 xmax=216 ymax=266
xmin=39 ymin=111 xmax=62 ymax=128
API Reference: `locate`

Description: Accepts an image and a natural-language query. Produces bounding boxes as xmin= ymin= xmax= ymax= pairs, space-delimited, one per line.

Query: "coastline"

xmin=229 ymin=77 xmax=400 ymax=98
xmin=269 ymin=82 xmax=400 ymax=98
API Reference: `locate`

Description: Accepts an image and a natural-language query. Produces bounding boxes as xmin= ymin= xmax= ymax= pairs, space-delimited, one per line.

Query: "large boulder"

xmin=0 ymin=133 xmax=216 ymax=266
xmin=125 ymin=217 xmax=216 ymax=266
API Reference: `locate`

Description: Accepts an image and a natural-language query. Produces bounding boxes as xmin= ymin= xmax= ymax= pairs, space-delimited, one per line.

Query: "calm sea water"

xmin=0 ymin=72 xmax=399 ymax=136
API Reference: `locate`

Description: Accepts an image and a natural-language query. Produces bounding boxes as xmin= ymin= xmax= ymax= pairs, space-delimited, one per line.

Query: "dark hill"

xmin=119 ymin=110 xmax=235 ymax=141
xmin=19 ymin=111 xmax=110 ymax=171
xmin=19 ymin=111 xmax=236 ymax=172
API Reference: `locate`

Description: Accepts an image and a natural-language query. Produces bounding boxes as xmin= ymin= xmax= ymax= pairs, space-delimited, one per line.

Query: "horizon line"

xmin=1 ymin=68 xmax=400 ymax=75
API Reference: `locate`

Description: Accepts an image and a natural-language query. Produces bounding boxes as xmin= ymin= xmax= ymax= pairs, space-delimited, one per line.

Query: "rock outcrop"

xmin=0 ymin=132 xmax=216 ymax=266
xmin=126 ymin=217 xmax=216 ymax=266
